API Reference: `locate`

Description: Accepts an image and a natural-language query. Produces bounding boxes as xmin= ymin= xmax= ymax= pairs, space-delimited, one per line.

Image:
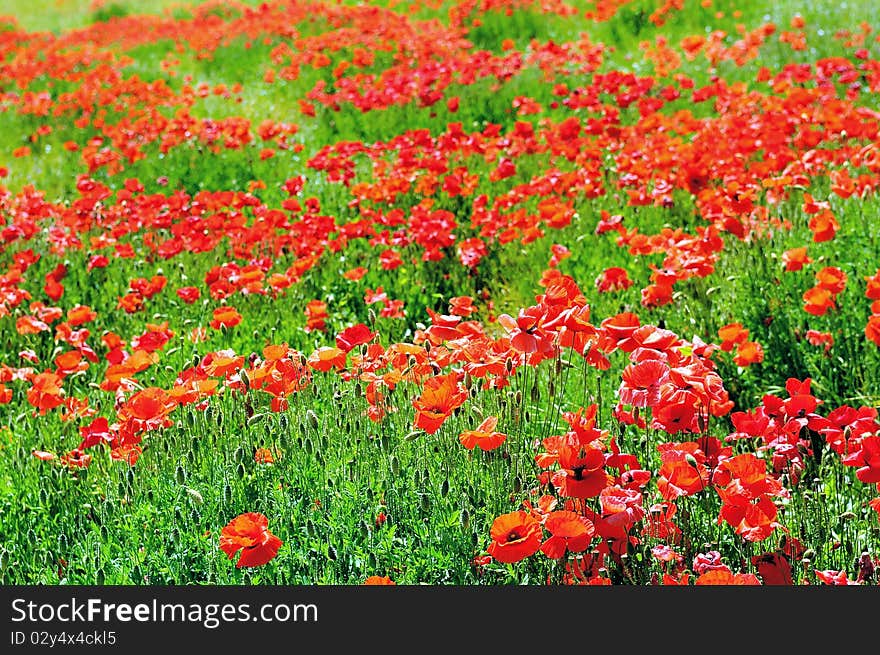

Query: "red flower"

xmin=336 ymin=323 xmax=377 ymax=353
xmin=364 ymin=576 xmax=395 ymax=585
xmin=540 ymin=511 xmax=594 ymax=559
xmin=412 ymin=373 xmax=467 ymax=434
xmin=487 ymin=511 xmax=542 ymax=563
xmin=210 ymin=306 xmax=242 ymax=330
xmin=219 ymin=513 xmax=283 ymax=568
xmin=459 ymin=416 xmax=507 ymax=451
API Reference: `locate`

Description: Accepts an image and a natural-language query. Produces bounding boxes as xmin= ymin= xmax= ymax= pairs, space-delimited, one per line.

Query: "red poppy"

xmin=752 ymin=552 xmax=793 ymax=585
xmin=363 ymin=576 xmax=395 ymax=585
xmin=487 ymin=511 xmax=542 ymax=563
xmin=343 ymin=267 xmax=368 ymax=281
xmin=782 ymin=247 xmax=811 ymax=272
xmin=254 ymin=448 xmax=278 ymax=464
xmin=412 ymin=373 xmax=467 ymax=434
xmin=596 ymin=267 xmax=633 ymax=293
xmin=336 ymin=324 xmax=377 ymax=353
xmin=176 ymin=287 xmax=201 ymax=304
xmin=210 ymin=306 xmax=243 ymax=330
xmin=540 ymin=511 xmax=594 ymax=559
xmin=695 ymin=568 xmax=761 ymax=585
xmin=733 ymin=341 xmax=764 ymax=367
xmin=459 ymin=416 xmax=507 ymax=451
xmin=219 ymin=513 xmax=283 ymax=568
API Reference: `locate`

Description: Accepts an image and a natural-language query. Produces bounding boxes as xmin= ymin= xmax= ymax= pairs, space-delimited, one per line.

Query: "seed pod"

xmin=530 ymin=384 xmax=539 ymax=403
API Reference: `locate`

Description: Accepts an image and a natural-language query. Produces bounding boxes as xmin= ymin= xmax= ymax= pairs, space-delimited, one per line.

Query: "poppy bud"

xmin=239 ymin=369 xmax=250 ymax=391
xmin=186 ymin=487 xmax=204 ymax=504
xmin=190 ymin=508 xmax=200 ymax=525
xmin=530 ymin=384 xmax=540 ymax=403
xmin=685 ymin=453 xmax=699 ymax=468
xmin=390 ymin=455 xmax=400 ymax=476
xmin=222 ymin=483 xmax=233 ymax=505
xmin=421 ymin=494 xmax=430 ymax=512
xmin=441 ymin=478 xmax=450 ymax=497
xmin=305 ymin=439 xmax=314 ymax=455
xmin=175 ymin=465 xmax=186 ymax=485
xmin=95 ymin=568 xmax=105 ymax=585
xmin=328 ymin=546 xmax=338 ymax=561
xmin=839 ymin=511 xmax=856 ymax=521
xmin=236 ymin=462 xmax=245 ymax=478
xmin=247 ymin=413 xmax=264 ymax=426
xmin=460 ymin=509 xmax=470 ymax=530
xmin=548 ymin=379 xmax=556 ymax=397
xmin=404 ymin=431 xmax=421 ymax=442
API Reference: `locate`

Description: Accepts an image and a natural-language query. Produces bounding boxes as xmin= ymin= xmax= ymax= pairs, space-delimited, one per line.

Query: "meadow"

xmin=0 ymin=0 xmax=878 ymax=585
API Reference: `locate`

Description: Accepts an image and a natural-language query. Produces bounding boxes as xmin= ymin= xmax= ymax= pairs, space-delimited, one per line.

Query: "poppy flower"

xmin=695 ymin=568 xmax=761 ymax=585
xmin=808 ymin=209 xmax=839 ymax=242
xmin=596 ymin=267 xmax=634 ymax=293
xmin=254 ymin=448 xmax=278 ymax=464
xmin=459 ymin=416 xmax=507 ymax=451
xmin=219 ymin=512 xmax=283 ymax=568
xmin=815 ymin=570 xmax=858 ymax=585
xmin=487 ymin=511 xmax=542 ymax=563
xmin=176 ymin=287 xmax=201 ymax=304
xmin=336 ymin=324 xmax=377 ymax=353
xmin=210 ymin=306 xmax=243 ymax=330
xmin=752 ymin=552 xmax=793 ymax=585
xmin=67 ymin=305 xmax=97 ymax=326
xmin=343 ymin=267 xmax=368 ymax=281
xmin=412 ymin=372 xmax=467 ymax=434
xmin=803 ymin=286 xmax=835 ymax=316
xmin=733 ymin=341 xmax=764 ymax=367
xmin=27 ymin=372 xmax=65 ymax=414
xmin=60 ymin=448 xmax=92 ymax=469
xmin=718 ymin=323 xmax=749 ymax=352
xmin=307 ymin=347 xmax=347 ymax=372
xmin=782 ymin=247 xmax=811 ymax=272
xmin=364 ymin=576 xmax=395 ymax=585
xmin=540 ymin=511 xmax=594 ymax=559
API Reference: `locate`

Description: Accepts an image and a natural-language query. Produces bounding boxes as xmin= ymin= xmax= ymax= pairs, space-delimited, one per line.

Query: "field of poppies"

xmin=0 ymin=0 xmax=878 ymax=586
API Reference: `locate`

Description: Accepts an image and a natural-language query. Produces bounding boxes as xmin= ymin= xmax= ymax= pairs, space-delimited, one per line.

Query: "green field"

xmin=0 ymin=0 xmax=878 ymax=585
